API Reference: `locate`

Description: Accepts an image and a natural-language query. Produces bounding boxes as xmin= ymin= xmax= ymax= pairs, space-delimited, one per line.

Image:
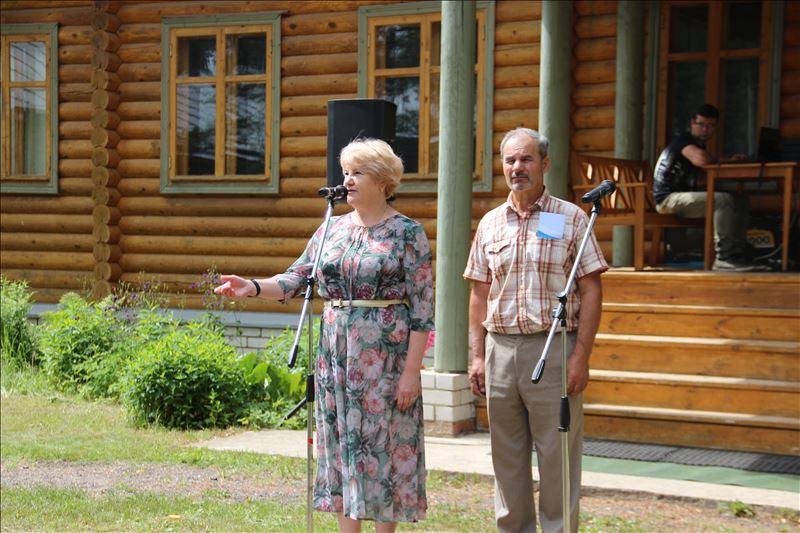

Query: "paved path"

xmin=194 ymin=430 xmax=799 ymax=510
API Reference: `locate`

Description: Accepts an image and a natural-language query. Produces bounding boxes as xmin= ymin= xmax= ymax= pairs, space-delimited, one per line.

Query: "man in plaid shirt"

xmin=464 ymin=128 xmax=607 ymax=532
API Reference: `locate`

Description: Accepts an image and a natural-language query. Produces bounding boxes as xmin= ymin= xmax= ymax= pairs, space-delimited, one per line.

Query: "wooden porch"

xmin=478 ymin=269 xmax=800 ymax=456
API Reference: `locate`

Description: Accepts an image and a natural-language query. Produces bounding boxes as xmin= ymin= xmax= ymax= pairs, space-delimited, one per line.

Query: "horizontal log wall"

xmin=0 ymin=1 xmax=95 ymax=302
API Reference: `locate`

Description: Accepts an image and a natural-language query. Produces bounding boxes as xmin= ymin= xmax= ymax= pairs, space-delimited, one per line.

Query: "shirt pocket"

xmin=486 ymin=238 xmax=515 ymax=279
xmin=533 ymin=236 xmax=571 ymax=290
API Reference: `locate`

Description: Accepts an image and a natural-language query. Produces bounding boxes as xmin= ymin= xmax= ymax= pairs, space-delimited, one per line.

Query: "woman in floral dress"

xmin=215 ymin=138 xmax=434 ymax=532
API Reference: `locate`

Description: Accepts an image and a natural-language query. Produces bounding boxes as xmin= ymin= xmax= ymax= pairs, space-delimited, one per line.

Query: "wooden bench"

xmin=571 ymin=154 xmax=703 ymax=270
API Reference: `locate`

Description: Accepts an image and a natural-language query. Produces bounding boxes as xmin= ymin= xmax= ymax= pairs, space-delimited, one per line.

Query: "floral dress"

xmin=274 ymin=212 xmax=434 ymax=523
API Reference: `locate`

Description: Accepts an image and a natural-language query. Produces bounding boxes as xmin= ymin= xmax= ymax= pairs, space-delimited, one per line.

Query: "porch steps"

xmin=584 ymin=270 xmax=800 ymax=455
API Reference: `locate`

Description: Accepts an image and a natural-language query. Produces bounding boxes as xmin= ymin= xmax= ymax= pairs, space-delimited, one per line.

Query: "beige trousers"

xmin=485 ymin=331 xmax=583 ymax=533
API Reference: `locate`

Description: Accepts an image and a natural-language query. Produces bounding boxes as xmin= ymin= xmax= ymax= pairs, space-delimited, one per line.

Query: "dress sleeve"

xmin=403 ymin=221 xmax=435 ymax=332
xmin=272 ymin=224 xmax=323 ymax=303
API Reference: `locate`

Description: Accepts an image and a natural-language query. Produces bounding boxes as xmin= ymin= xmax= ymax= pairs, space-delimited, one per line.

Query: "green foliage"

xmin=39 ymin=293 xmax=120 ymax=392
xmin=720 ymin=500 xmax=756 ymax=518
xmin=124 ymin=323 xmax=249 ymax=429
xmin=0 ymin=276 xmax=38 ymax=367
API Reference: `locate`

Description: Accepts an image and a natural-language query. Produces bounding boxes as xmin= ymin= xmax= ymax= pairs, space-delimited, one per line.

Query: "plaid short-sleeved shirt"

xmin=463 ymin=190 xmax=608 ymax=334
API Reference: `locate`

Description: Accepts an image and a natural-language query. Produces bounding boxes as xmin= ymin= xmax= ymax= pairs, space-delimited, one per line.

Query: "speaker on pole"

xmin=327 ymin=99 xmax=397 ymax=188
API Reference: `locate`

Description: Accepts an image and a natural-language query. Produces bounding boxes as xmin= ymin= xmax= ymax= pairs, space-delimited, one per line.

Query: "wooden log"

xmin=576 ymin=0 xmax=617 ymax=17
xmin=780 ymin=94 xmax=800 ymax=118
xmin=60 ymin=44 xmax=93 ymax=65
xmin=575 ymin=60 xmax=616 ymax=84
xmin=90 ymin=109 xmax=120 ymax=129
xmin=280 ymin=177 xmax=327 ymax=196
xmin=59 ymin=63 xmax=92 ymax=83
xmin=120 ymin=235 xmax=310 ymax=257
xmin=0 ymin=213 xmax=94 ymax=233
xmin=0 ymin=233 xmax=94 ymax=252
xmin=0 ymin=6 xmax=91 ymax=25
xmin=117 ymin=197 xmax=338 ymax=218
xmin=572 ymin=106 xmax=616 ymax=129
xmin=60 ymin=177 xmax=94 ymax=195
xmin=574 ymin=82 xmax=616 ymax=106
xmin=118 ymin=61 xmax=161 ymax=82
xmin=60 ymin=121 xmax=93 ymax=140
xmin=282 ymin=73 xmax=357 ymax=97
xmin=2 ymin=268 xmax=94 ymax=291
xmin=281 ymin=135 xmax=326 ymax=157
xmin=575 ymin=37 xmax=616 ymax=62
xmin=91 ymin=50 xmax=121 ymax=72
xmin=117 ymin=101 xmax=159 ymax=120
xmin=496 ymin=1 xmax=540 ymax=21
xmin=116 ymin=177 xmax=158 ymax=196
xmin=281 ymin=53 xmax=357 ymax=77
xmin=117 ymin=23 xmax=160 ymax=44
xmin=94 ymin=262 xmax=122 ymax=281
xmin=60 ymin=83 xmax=93 ymax=102
xmin=575 ymin=14 xmax=617 ymax=39
xmin=59 ymin=158 xmax=94 ymax=177
xmin=117 ymin=120 xmax=160 ymax=140
xmin=118 ymin=215 xmax=323 ymax=238
xmin=92 ymin=30 xmax=121 ymax=53
xmin=93 ymin=205 xmax=121 ymax=225
xmin=60 ymin=101 xmax=93 ymax=121
xmin=120 ymin=253 xmax=301 ymax=276
xmin=92 ymin=10 xmax=120 ymax=33
xmin=494 ymin=108 xmax=537 ymax=131
xmin=117 ymin=81 xmax=160 ymax=103
xmin=781 ymin=71 xmax=800 ymax=98
xmin=91 ymin=128 xmax=120 ymax=148
xmin=118 ymin=42 xmax=161 ymax=63
xmin=1 ymin=250 xmax=95 ymax=271
xmin=783 ymin=47 xmax=800 ymax=71
xmin=0 ymin=196 xmax=92 ymax=214
xmin=93 ymin=243 xmax=122 ymax=263
xmin=280 ymin=156 xmax=326 ymax=178
xmin=92 ymin=186 xmax=121 ymax=207
xmin=494 ymin=43 xmax=538 ymax=67
xmin=781 ymin=118 xmax=800 ymax=139
xmin=92 ymin=279 xmax=113 ymax=299
xmin=117 ymin=158 xmax=160 ymax=178
xmin=572 ymin=128 xmax=616 ymax=152
xmin=92 ymin=166 xmax=121 ymax=188
xmin=92 ymin=90 xmax=120 ymax=110
xmin=117 ymin=139 xmax=159 ymax=159
xmin=281 ymin=115 xmax=328 ymax=137
xmin=494 ymin=86 xmax=538 ymax=111
xmin=91 ymin=70 xmax=121 ymax=91
xmin=283 ymin=33 xmax=358 ymax=56
xmin=282 ymin=11 xmax=357 ymax=36
xmin=59 ymin=139 xmax=94 ymax=159
xmin=93 ymin=224 xmax=121 ymax=244
xmin=58 ymin=25 xmax=93 ymax=46
xmin=281 ymin=93 xmax=350 ymax=117
xmin=495 ymin=65 xmax=539 ymax=90
xmin=92 ymin=147 xmax=120 ymax=167
xmin=494 ymin=21 xmax=540 ymax=46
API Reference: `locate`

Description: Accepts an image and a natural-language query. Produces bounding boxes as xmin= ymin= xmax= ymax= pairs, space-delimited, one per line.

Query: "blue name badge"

xmin=536 ymin=212 xmax=565 ymax=240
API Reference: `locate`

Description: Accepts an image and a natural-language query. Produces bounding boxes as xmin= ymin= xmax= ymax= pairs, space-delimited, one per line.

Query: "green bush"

xmin=39 ymin=293 xmax=120 ymax=391
xmin=124 ymin=322 xmax=249 ymax=429
xmin=0 ymin=276 xmax=38 ymax=367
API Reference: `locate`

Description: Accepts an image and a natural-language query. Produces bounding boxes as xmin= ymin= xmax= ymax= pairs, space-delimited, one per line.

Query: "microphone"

xmin=581 ymin=179 xmax=616 ymax=203
xmin=318 ymin=185 xmax=348 ymax=200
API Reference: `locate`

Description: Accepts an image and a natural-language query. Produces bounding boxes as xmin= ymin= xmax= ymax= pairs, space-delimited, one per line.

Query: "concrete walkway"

xmin=194 ymin=429 xmax=799 ymax=511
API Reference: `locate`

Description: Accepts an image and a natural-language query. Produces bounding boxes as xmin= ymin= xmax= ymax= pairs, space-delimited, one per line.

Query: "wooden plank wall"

xmin=782 ymin=1 xmax=800 ymax=139
xmin=1 ymin=1 xmax=96 ymax=302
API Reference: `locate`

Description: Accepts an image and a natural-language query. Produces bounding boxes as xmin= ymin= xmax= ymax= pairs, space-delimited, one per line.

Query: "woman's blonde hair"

xmin=339 ymin=138 xmax=403 ymax=198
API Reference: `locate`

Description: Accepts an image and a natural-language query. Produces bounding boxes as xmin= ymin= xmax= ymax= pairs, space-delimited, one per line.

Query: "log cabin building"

xmin=1 ymin=0 xmax=798 ymax=455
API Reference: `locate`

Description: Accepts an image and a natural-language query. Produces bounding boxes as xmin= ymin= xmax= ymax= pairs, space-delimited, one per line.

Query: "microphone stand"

xmin=531 ymin=198 xmax=603 ymax=533
xmin=283 ymin=188 xmax=343 ymax=533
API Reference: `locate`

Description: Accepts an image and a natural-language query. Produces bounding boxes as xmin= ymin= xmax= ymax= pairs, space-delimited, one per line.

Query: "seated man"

xmin=653 ymin=104 xmax=768 ymax=271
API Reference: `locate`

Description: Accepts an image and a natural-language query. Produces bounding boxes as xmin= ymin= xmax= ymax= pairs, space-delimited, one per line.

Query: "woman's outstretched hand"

xmin=214 ymin=275 xmax=256 ymax=299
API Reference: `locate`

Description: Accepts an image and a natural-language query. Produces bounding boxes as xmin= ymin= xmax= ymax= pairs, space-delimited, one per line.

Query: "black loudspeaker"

xmin=327 ymin=99 xmax=397 ymax=187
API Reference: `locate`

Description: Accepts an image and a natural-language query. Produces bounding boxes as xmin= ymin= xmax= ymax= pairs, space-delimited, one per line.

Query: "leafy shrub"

xmin=124 ymin=322 xmax=249 ymax=429
xmin=39 ymin=293 xmax=120 ymax=391
xmin=0 ymin=276 xmax=38 ymax=367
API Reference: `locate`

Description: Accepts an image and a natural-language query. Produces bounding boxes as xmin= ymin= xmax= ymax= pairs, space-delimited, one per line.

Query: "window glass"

xmin=226 ymin=34 xmax=266 ymax=75
xmin=667 ymin=62 xmax=706 ymax=139
xmin=10 ymin=87 xmax=46 ymax=176
xmin=175 ymin=84 xmax=216 ymax=175
xmin=669 ymin=5 xmax=708 ymax=53
xmin=376 ymin=24 xmax=420 ymax=69
xmin=177 ymin=36 xmax=216 ymax=77
xmin=724 ymin=2 xmax=761 ymax=50
xmin=375 ymin=76 xmax=420 ymax=173
xmin=224 ymin=82 xmax=266 ymax=175
xmin=10 ymin=42 xmax=45 ymax=82
xmin=722 ymin=58 xmax=759 ymax=155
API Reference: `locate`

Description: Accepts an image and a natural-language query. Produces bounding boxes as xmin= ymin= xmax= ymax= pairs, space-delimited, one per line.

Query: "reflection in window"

xmin=376 ymin=25 xmax=420 ymax=69
xmin=175 ymin=84 xmax=215 ymax=175
xmin=10 ymin=42 xmax=46 ymax=82
xmin=668 ymin=62 xmax=705 ymax=139
xmin=177 ymin=36 xmax=216 ymax=77
xmin=724 ymin=2 xmax=761 ymax=50
xmin=376 ymin=76 xmax=420 ymax=173
xmin=226 ymin=34 xmax=266 ymax=76
xmin=669 ymin=5 xmax=708 ymax=53
xmin=225 ymin=82 xmax=265 ymax=175
xmin=722 ymin=58 xmax=759 ymax=156
xmin=10 ymin=88 xmax=46 ymax=176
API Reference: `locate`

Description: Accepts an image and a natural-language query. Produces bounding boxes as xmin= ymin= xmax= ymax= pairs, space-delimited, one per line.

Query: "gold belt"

xmin=324 ymin=298 xmax=408 ymax=309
